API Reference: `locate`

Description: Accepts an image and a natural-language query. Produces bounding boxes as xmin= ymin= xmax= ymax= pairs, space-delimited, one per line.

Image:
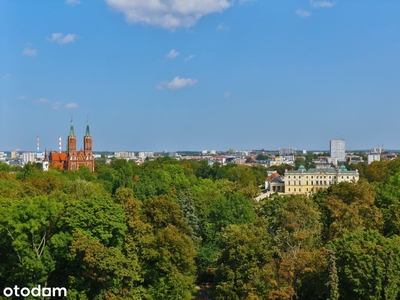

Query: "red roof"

xmin=266 ymin=172 xmax=280 ymax=181
xmin=49 ymin=152 xmax=67 ymax=162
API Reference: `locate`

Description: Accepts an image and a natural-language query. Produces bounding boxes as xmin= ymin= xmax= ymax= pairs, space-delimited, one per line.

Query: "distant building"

xmin=330 ymin=139 xmax=345 ymax=162
xmin=367 ymin=152 xmax=380 ymax=165
xmin=284 ymin=164 xmax=358 ymax=195
xmin=138 ymin=152 xmax=154 ymax=159
xmin=22 ymin=152 xmax=35 ymax=164
xmin=48 ymin=119 xmax=94 ymax=171
xmin=279 ymin=147 xmax=296 ymax=156
xmin=115 ymin=151 xmax=135 ymax=159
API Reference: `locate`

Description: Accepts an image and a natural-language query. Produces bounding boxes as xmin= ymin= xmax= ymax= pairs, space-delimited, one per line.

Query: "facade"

xmin=367 ymin=152 xmax=380 ymax=165
xmin=284 ymin=165 xmax=359 ymax=195
xmin=115 ymin=151 xmax=135 ymax=159
xmin=48 ymin=120 xmax=94 ymax=171
xmin=22 ymin=152 xmax=35 ymax=164
xmin=279 ymin=147 xmax=296 ymax=156
xmin=330 ymin=139 xmax=345 ymax=162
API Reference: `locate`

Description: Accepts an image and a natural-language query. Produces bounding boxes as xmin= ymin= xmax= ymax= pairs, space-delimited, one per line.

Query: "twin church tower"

xmin=48 ymin=118 xmax=94 ymax=171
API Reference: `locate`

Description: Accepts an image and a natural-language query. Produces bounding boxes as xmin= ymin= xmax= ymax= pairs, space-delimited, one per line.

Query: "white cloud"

xmin=223 ymin=91 xmax=231 ymax=98
xmin=47 ymin=33 xmax=78 ymax=44
xmin=65 ymin=102 xmax=78 ymax=109
xmin=35 ymin=98 xmax=50 ymax=104
xmin=18 ymin=95 xmax=27 ymax=100
xmin=66 ymin=0 xmax=81 ymax=5
xmin=166 ymin=49 xmax=179 ymax=58
xmin=157 ymin=76 xmax=198 ymax=90
xmin=217 ymin=23 xmax=229 ymax=31
xmin=51 ymin=102 xmax=62 ymax=110
xmin=105 ymin=0 xmax=232 ymax=30
xmin=22 ymin=46 xmax=37 ymax=57
xmin=2 ymin=74 xmax=10 ymax=79
xmin=296 ymin=9 xmax=312 ymax=18
xmin=184 ymin=55 xmax=195 ymax=61
xmin=310 ymin=0 xmax=336 ymax=8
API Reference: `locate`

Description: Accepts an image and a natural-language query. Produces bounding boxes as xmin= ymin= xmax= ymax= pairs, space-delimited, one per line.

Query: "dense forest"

xmin=1 ymin=157 xmax=400 ymax=299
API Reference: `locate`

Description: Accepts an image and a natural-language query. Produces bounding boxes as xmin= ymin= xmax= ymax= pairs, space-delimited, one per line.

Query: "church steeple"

xmin=85 ymin=116 xmax=91 ymax=137
xmin=69 ymin=116 xmax=75 ymax=136
xmin=67 ymin=116 xmax=77 ymax=153
xmin=84 ymin=116 xmax=93 ymax=155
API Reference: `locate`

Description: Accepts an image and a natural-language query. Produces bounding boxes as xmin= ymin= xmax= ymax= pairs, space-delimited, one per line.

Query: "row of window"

xmin=287 ymin=177 xmax=355 ymax=186
xmin=287 ymin=176 xmax=354 ymax=182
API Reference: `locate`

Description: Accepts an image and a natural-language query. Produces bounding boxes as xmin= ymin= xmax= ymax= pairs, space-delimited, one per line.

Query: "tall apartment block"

xmin=330 ymin=139 xmax=345 ymax=162
xmin=279 ymin=147 xmax=296 ymax=156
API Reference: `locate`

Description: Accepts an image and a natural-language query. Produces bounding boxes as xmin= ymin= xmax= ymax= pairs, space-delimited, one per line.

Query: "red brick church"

xmin=48 ymin=119 xmax=94 ymax=171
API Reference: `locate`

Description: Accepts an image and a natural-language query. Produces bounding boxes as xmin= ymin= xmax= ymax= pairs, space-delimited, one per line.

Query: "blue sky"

xmin=1 ymin=1 xmax=400 ymax=152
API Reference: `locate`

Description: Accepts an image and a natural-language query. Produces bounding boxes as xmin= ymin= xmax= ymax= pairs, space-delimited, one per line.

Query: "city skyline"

xmin=2 ymin=1 xmax=400 ymax=151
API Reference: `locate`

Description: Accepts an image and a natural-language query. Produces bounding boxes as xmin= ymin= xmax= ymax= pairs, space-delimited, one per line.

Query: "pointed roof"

xmin=85 ymin=122 xmax=91 ymax=137
xmin=69 ymin=116 xmax=75 ymax=136
xmin=85 ymin=115 xmax=91 ymax=137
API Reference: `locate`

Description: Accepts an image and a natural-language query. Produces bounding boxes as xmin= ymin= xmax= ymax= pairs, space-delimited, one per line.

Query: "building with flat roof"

xmin=330 ymin=139 xmax=345 ymax=162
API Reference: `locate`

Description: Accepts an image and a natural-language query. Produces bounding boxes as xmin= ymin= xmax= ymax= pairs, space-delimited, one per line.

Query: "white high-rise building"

xmin=330 ymin=139 xmax=345 ymax=162
xmin=22 ymin=152 xmax=35 ymax=164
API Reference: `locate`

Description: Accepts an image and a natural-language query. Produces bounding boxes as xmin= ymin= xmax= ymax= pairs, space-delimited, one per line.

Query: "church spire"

xmin=85 ymin=115 xmax=91 ymax=137
xmin=69 ymin=115 xmax=75 ymax=136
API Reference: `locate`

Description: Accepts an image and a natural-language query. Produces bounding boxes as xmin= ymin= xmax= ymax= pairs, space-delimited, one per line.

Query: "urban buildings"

xmin=330 ymin=139 xmax=346 ymax=162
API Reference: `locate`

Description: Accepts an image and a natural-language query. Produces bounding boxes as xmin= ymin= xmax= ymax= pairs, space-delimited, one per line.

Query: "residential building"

xmin=138 ymin=152 xmax=154 ymax=159
xmin=330 ymin=139 xmax=345 ymax=162
xmin=279 ymin=147 xmax=296 ymax=156
xmin=22 ymin=152 xmax=35 ymax=164
xmin=367 ymin=152 xmax=380 ymax=165
xmin=115 ymin=151 xmax=135 ymax=159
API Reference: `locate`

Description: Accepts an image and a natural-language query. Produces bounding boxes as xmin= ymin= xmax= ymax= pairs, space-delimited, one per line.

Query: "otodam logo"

xmin=3 ymin=285 xmax=67 ymax=298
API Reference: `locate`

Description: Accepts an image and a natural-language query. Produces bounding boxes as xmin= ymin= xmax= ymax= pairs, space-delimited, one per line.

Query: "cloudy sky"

xmin=1 ymin=1 xmax=400 ymax=151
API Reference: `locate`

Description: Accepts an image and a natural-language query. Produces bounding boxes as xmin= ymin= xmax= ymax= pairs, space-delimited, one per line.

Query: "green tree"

xmin=325 ymin=180 xmax=382 ymax=239
xmin=140 ymin=195 xmax=197 ymax=299
xmin=0 ymin=196 xmax=63 ymax=288
xmin=208 ymin=193 xmax=255 ymax=239
xmin=51 ymin=195 xmax=127 ymax=297
xmin=375 ymin=172 xmax=400 ymax=236
xmin=330 ymin=230 xmax=400 ymax=299
xmin=213 ymin=221 xmax=273 ymax=300
xmin=269 ymin=194 xmax=324 ymax=300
